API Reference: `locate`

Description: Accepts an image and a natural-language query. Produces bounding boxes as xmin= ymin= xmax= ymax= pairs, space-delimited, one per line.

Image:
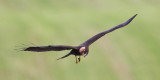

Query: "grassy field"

xmin=0 ymin=0 xmax=160 ymax=80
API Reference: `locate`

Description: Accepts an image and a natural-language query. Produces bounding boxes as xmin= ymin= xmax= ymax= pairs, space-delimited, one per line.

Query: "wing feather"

xmin=81 ymin=14 xmax=137 ymax=46
xmin=24 ymin=45 xmax=78 ymax=52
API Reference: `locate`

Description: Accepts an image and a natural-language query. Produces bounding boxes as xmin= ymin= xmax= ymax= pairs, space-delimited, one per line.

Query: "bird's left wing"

xmin=23 ymin=45 xmax=78 ymax=52
xmin=80 ymin=14 xmax=137 ymax=47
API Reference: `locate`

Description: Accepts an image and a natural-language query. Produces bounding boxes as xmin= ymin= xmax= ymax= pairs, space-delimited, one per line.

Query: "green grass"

xmin=0 ymin=0 xmax=160 ymax=80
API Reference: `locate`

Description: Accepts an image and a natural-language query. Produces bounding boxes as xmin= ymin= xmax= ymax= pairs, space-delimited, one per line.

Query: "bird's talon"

xmin=75 ymin=56 xmax=78 ymax=64
xmin=76 ymin=60 xmax=78 ymax=64
xmin=78 ymin=56 xmax=81 ymax=62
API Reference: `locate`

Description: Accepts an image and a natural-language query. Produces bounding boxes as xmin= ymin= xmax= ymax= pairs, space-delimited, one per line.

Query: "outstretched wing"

xmin=23 ymin=45 xmax=78 ymax=52
xmin=81 ymin=14 xmax=137 ymax=46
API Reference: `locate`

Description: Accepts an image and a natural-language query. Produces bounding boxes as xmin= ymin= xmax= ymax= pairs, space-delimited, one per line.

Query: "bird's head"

xmin=79 ymin=47 xmax=88 ymax=57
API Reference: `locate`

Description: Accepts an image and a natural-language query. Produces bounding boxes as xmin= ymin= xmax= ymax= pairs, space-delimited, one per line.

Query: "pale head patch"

xmin=79 ymin=47 xmax=85 ymax=53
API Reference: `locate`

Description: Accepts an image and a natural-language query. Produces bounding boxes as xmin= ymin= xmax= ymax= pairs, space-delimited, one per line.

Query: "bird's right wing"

xmin=23 ymin=45 xmax=78 ymax=52
xmin=81 ymin=14 xmax=137 ymax=46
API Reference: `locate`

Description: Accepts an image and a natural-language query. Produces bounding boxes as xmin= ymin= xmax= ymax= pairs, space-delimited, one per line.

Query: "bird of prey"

xmin=23 ymin=14 xmax=137 ymax=64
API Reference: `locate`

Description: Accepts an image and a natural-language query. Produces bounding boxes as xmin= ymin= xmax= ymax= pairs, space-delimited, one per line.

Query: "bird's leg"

xmin=78 ymin=56 xmax=81 ymax=62
xmin=75 ymin=56 xmax=78 ymax=64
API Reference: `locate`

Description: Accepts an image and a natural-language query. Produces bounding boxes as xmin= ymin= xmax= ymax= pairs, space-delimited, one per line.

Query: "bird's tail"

xmin=57 ymin=52 xmax=71 ymax=60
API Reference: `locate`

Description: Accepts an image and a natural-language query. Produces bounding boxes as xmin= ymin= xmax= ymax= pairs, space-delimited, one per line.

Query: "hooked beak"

xmin=83 ymin=53 xmax=87 ymax=57
xmin=83 ymin=54 xmax=87 ymax=57
xmin=81 ymin=52 xmax=87 ymax=57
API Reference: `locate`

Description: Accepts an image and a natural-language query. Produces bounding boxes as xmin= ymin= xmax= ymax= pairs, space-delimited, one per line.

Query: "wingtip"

xmin=133 ymin=14 xmax=138 ymax=18
xmin=57 ymin=58 xmax=61 ymax=60
xmin=135 ymin=14 xmax=138 ymax=16
xmin=130 ymin=14 xmax=138 ymax=20
xmin=124 ymin=14 xmax=138 ymax=25
xmin=23 ymin=47 xmax=31 ymax=51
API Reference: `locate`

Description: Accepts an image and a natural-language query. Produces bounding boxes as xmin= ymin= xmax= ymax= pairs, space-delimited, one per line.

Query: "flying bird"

xmin=23 ymin=14 xmax=137 ymax=64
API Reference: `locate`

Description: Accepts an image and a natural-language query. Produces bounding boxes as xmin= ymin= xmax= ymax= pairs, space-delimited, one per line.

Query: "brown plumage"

xmin=23 ymin=14 xmax=137 ymax=63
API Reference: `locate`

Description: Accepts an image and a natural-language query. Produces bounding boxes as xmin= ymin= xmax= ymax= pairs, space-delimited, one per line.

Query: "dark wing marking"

xmin=81 ymin=14 xmax=137 ymax=46
xmin=24 ymin=45 xmax=78 ymax=52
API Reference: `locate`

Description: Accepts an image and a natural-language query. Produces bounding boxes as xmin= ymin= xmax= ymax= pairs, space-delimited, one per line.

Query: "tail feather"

xmin=57 ymin=53 xmax=71 ymax=60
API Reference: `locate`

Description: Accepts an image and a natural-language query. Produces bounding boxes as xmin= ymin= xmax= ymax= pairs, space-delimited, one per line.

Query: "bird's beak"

xmin=81 ymin=52 xmax=86 ymax=57
xmin=83 ymin=53 xmax=87 ymax=57
xmin=80 ymin=51 xmax=87 ymax=57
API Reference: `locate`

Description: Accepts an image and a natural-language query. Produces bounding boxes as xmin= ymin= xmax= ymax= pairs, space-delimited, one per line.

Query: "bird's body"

xmin=23 ymin=14 xmax=137 ymax=63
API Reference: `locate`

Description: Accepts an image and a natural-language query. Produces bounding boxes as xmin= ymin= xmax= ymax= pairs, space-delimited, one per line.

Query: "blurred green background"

xmin=0 ymin=0 xmax=160 ymax=80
